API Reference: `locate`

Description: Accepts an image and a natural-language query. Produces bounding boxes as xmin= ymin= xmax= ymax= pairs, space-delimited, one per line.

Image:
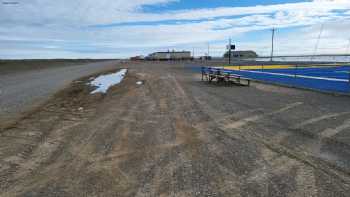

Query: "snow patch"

xmin=89 ymin=69 xmax=127 ymax=94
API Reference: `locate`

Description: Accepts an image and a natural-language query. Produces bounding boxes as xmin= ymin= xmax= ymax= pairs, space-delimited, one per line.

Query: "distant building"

xmin=147 ymin=51 xmax=192 ymax=61
xmin=130 ymin=55 xmax=145 ymax=60
xmin=223 ymin=50 xmax=258 ymax=59
xmin=199 ymin=56 xmax=212 ymax=60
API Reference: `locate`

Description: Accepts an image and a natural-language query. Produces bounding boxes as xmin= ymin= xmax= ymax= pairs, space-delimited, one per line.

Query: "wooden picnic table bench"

xmin=201 ymin=67 xmax=250 ymax=86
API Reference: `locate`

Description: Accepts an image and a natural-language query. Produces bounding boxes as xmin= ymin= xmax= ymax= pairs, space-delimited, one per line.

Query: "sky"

xmin=1 ymin=0 xmax=350 ymax=59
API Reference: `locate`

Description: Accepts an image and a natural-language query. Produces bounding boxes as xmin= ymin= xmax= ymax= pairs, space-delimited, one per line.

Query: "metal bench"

xmin=201 ymin=67 xmax=250 ymax=86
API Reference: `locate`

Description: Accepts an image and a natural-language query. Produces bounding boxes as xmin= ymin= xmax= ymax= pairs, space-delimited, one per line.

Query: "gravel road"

xmin=0 ymin=60 xmax=120 ymax=121
xmin=1 ymin=61 xmax=350 ymax=196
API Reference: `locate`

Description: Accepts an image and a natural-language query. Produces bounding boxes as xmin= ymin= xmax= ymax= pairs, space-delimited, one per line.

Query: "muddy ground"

xmin=0 ymin=60 xmax=120 ymax=122
xmin=1 ymin=61 xmax=350 ymax=196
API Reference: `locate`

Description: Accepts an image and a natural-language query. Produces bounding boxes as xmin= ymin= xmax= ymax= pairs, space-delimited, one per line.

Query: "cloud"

xmin=1 ymin=0 xmax=350 ymax=58
xmin=106 ymin=0 xmax=350 ymax=24
xmin=0 ymin=0 xmax=178 ymax=25
xmin=2 ymin=0 xmax=349 ymax=25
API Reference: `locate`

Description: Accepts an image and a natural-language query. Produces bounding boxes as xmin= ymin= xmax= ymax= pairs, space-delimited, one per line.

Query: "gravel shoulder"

xmin=1 ymin=61 xmax=350 ymax=196
xmin=0 ymin=60 xmax=120 ymax=122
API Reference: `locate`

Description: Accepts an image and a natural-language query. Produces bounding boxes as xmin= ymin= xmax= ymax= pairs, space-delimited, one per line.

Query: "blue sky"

xmin=1 ymin=0 xmax=350 ymax=59
xmin=143 ymin=0 xmax=306 ymax=12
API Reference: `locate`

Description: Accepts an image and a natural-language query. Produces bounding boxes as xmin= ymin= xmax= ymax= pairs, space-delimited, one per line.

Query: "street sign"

xmin=227 ymin=44 xmax=235 ymax=50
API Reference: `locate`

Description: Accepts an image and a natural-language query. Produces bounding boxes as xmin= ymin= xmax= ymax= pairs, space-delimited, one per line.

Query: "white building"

xmin=147 ymin=51 xmax=192 ymax=60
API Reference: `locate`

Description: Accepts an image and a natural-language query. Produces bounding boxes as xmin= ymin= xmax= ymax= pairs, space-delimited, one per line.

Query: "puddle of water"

xmin=89 ymin=69 xmax=127 ymax=94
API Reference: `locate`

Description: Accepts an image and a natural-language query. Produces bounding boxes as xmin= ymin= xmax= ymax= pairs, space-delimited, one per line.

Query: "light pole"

xmin=270 ymin=28 xmax=275 ymax=62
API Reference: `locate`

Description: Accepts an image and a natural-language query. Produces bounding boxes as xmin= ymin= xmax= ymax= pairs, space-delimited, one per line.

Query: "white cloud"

xmin=1 ymin=0 xmax=349 ymax=25
xmin=1 ymin=0 xmax=350 ymax=58
xmin=119 ymin=0 xmax=350 ymax=24
xmin=0 ymin=0 xmax=178 ymax=25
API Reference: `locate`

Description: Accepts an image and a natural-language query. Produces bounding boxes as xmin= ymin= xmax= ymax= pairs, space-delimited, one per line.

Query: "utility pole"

xmin=207 ymin=42 xmax=210 ymax=57
xmin=270 ymin=28 xmax=275 ymax=62
xmin=228 ymin=39 xmax=232 ymax=65
xmin=192 ymin=47 xmax=195 ymax=59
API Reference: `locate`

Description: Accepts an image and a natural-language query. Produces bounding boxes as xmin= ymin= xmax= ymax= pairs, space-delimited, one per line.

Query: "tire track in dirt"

xmin=2 ymin=62 xmax=350 ymax=196
xmin=191 ymin=90 xmax=350 ymax=196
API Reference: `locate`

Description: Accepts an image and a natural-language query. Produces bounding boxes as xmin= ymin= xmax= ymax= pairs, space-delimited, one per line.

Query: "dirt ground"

xmin=0 ymin=59 xmax=109 ymax=75
xmin=1 ymin=61 xmax=350 ymax=196
xmin=0 ymin=60 xmax=120 ymax=122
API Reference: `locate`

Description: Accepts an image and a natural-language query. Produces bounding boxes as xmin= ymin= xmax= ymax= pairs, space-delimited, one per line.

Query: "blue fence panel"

xmin=199 ymin=65 xmax=350 ymax=94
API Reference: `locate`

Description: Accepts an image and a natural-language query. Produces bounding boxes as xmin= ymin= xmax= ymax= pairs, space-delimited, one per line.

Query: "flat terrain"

xmin=0 ymin=60 xmax=120 ymax=122
xmin=1 ymin=61 xmax=350 ymax=196
xmin=0 ymin=60 xmax=108 ymax=75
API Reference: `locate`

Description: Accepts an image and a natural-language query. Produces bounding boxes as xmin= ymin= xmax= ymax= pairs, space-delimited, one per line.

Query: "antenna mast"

xmin=311 ymin=24 xmax=324 ymax=62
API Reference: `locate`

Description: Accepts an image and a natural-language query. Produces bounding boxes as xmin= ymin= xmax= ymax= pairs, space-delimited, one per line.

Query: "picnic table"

xmin=201 ymin=67 xmax=250 ymax=86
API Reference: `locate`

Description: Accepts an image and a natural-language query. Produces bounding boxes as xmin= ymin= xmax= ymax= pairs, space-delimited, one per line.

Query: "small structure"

xmin=147 ymin=50 xmax=192 ymax=61
xmin=130 ymin=56 xmax=145 ymax=61
xmin=223 ymin=50 xmax=258 ymax=59
xmin=199 ymin=56 xmax=212 ymax=60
